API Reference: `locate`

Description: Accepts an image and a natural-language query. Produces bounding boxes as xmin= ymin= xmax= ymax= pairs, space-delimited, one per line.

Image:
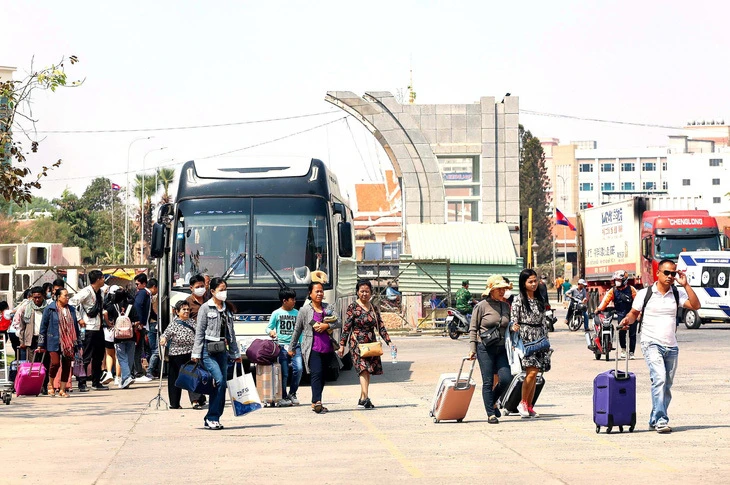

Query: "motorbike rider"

xmin=455 ymin=280 xmax=476 ymax=316
xmin=564 ymin=279 xmax=589 ymax=331
xmin=385 ymin=280 xmax=402 ymax=307
xmin=538 ymin=275 xmax=550 ymax=305
xmin=595 ymin=270 xmax=637 ymax=359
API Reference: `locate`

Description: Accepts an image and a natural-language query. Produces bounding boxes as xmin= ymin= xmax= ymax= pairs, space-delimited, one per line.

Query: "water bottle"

xmin=390 ymin=345 xmax=397 ymax=364
xmin=80 ymin=327 xmax=86 ymax=342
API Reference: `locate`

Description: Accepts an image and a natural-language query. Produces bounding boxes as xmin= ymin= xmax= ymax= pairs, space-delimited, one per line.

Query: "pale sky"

xmin=4 ymin=0 xmax=728 ymax=205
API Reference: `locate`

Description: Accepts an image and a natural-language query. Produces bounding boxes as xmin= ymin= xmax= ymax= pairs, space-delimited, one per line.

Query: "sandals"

xmin=312 ymin=402 xmax=329 ymax=414
xmin=59 ymin=391 xmax=69 ymax=398
xmin=49 ymin=389 xmax=58 ymax=398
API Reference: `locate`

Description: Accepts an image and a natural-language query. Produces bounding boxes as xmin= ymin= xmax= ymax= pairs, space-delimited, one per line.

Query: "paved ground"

xmin=2 ymin=308 xmax=730 ymax=484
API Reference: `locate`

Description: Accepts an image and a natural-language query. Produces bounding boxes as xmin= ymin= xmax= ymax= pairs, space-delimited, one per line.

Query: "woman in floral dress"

xmin=338 ymin=280 xmax=394 ymax=409
xmin=510 ymin=268 xmax=551 ymax=419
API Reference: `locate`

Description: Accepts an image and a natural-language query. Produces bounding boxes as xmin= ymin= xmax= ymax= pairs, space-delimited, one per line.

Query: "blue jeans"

xmin=202 ymin=346 xmax=229 ymax=422
xmin=475 ymin=343 xmax=511 ymax=417
xmin=641 ymin=342 xmax=679 ymax=427
xmin=147 ymin=321 xmax=160 ymax=376
xmin=278 ymin=345 xmax=303 ymax=398
xmin=115 ymin=340 xmax=136 ymax=382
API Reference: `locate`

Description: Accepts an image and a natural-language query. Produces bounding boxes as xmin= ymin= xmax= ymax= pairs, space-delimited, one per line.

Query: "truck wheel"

xmin=684 ymin=310 xmax=701 ymax=329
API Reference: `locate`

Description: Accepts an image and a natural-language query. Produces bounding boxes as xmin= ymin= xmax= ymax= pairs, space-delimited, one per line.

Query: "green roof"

xmin=406 ymin=223 xmax=518 ymax=265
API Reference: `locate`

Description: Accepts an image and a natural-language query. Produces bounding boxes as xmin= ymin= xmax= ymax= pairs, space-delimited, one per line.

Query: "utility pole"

xmin=527 ymin=207 xmax=533 ymax=268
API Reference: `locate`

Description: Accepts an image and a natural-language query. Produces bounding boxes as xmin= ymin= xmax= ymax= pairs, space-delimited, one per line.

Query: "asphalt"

xmin=1 ymin=307 xmax=730 ymax=484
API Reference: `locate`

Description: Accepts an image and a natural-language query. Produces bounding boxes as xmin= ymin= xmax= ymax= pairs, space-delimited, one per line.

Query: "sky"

xmin=3 ymin=0 xmax=729 ymax=206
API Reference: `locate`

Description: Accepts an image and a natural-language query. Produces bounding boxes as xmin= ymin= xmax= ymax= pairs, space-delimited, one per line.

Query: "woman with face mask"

xmin=184 ymin=273 xmax=209 ymax=409
xmin=191 ymin=277 xmax=242 ymax=430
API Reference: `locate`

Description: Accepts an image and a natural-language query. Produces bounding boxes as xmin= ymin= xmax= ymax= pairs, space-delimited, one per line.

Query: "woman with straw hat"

xmin=467 ymin=275 xmax=512 ymax=424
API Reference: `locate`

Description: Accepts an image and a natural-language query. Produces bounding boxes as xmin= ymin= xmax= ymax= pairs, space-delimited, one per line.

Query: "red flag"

xmin=111 ymin=183 xmax=121 ymax=191
xmin=556 ymin=208 xmax=576 ymax=231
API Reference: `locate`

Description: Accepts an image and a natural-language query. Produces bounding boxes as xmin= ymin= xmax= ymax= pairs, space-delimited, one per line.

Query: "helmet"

xmin=612 ymin=270 xmax=628 ymax=286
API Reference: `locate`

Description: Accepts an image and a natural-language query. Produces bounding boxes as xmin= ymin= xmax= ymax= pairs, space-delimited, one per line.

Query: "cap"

xmin=578 ymin=278 xmax=587 ymax=285
xmin=482 ymin=275 xmax=511 ymax=296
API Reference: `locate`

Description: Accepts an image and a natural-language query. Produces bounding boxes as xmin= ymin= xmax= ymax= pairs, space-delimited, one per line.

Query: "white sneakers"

xmin=517 ymin=401 xmax=531 ymax=418
xmin=204 ymin=419 xmax=223 ymax=430
xmin=620 ymin=351 xmax=627 ymax=359
xmin=136 ymin=375 xmax=153 ymax=383
xmin=100 ymin=371 xmax=114 ymax=385
xmin=113 ymin=376 xmax=120 ymax=386
xmin=120 ymin=376 xmax=133 ymax=389
xmin=629 ymin=352 xmax=635 ymax=360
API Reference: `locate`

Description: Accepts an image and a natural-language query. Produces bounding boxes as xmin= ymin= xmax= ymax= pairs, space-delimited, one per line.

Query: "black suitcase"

xmin=497 ymin=372 xmax=545 ymax=414
xmin=9 ymin=360 xmax=20 ymax=383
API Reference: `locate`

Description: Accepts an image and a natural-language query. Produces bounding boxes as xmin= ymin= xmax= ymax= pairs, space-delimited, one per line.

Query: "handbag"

xmin=227 ymin=362 xmax=262 ymax=417
xmin=358 ymin=341 xmax=383 ymax=358
xmin=479 ymin=326 xmax=502 ymax=347
xmin=175 ymin=361 xmax=216 ymax=395
xmin=207 ymin=340 xmax=227 ymax=354
xmin=523 ymin=336 xmax=550 ymax=357
xmin=72 ymin=352 xmax=86 ymax=378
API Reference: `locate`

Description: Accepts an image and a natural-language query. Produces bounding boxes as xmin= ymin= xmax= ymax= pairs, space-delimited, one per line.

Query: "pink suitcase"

xmin=430 ymin=358 xmax=476 ymax=423
xmin=14 ymin=354 xmax=47 ymax=396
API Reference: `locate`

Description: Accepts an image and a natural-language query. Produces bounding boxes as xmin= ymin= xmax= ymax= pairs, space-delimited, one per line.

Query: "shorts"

xmin=105 ymin=340 xmax=115 ymax=350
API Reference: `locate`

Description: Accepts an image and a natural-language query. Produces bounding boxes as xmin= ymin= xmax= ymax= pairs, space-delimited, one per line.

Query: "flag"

xmin=586 ymin=203 xmax=594 ymax=208
xmin=556 ymin=208 xmax=576 ymax=231
xmin=111 ymin=183 xmax=121 ymax=191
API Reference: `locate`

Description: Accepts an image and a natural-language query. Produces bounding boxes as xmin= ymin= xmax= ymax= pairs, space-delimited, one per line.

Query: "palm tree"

xmin=157 ymin=168 xmax=176 ymax=204
xmin=133 ymin=174 xmax=160 ymax=246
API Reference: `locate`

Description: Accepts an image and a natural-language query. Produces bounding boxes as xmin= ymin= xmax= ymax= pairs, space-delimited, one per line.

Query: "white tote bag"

xmin=227 ymin=362 xmax=262 ymax=417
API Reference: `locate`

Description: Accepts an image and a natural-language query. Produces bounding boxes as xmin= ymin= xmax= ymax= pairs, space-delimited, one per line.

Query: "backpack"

xmin=638 ymin=284 xmax=680 ymax=333
xmin=114 ymin=304 xmax=134 ymax=340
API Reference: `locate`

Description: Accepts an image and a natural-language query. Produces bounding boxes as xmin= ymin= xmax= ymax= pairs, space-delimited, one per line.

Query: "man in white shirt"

xmin=619 ymin=259 xmax=700 ymax=434
xmin=70 ymin=269 xmax=108 ymax=392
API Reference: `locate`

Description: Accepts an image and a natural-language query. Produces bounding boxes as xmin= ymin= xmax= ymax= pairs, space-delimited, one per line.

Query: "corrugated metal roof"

xmin=406 ymin=223 xmax=518 ymax=265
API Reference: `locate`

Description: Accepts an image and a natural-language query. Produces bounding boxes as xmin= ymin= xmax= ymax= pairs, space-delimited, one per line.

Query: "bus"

xmin=151 ymin=158 xmax=357 ymax=363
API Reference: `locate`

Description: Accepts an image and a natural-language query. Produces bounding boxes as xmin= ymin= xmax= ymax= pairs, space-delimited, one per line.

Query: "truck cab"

xmin=640 ymin=211 xmax=723 ymax=288
xmin=677 ymin=251 xmax=730 ymax=329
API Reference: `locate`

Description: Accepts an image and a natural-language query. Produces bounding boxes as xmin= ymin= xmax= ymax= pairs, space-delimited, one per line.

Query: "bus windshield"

xmin=172 ymin=197 xmax=330 ymax=288
xmin=655 ymin=235 xmax=722 ymax=260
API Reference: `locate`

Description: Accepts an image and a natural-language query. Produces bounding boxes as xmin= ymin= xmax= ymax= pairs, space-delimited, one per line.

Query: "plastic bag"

xmin=505 ymin=326 xmax=525 ymax=375
xmin=227 ymin=362 xmax=262 ymax=417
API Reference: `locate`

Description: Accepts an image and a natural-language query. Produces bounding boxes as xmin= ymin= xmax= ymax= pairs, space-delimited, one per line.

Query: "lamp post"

xmin=140 ymin=147 xmax=167 ymax=260
xmin=125 ymin=137 xmax=153 ymax=265
xmin=532 ymin=241 xmax=539 ymax=269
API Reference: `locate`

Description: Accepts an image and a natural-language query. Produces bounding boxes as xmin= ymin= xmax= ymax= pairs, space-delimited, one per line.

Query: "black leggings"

xmin=309 ymin=351 xmax=333 ymax=404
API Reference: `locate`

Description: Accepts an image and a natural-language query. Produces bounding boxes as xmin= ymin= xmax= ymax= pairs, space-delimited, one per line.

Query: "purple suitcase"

xmin=593 ymin=352 xmax=636 ymax=433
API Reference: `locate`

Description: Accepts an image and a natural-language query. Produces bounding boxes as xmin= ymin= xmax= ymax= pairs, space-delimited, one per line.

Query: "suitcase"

xmin=9 ymin=360 xmax=21 ymax=383
xmin=14 ymin=353 xmax=47 ymax=396
xmin=430 ymin=358 xmax=476 ymax=423
xmin=593 ymin=352 xmax=636 ymax=433
xmin=255 ymin=362 xmax=282 ymax=406
xmin=498 ymin=372 xmax=545 ymax=414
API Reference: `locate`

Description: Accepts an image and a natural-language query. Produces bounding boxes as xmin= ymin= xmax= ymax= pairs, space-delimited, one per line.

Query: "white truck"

xmin=676 ymin=251 xmax=730 ymax=329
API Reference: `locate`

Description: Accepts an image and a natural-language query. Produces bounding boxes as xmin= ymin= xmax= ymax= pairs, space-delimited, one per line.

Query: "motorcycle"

xmin=445 ymin=307 xmax=470 ymax=340
xmin=588 ymin=310 xmax=615 ymax=361
xmin=567 ymin=296 xmax=587 ymax=332
xmin=544 ymin=302 xmax=557 ymax=332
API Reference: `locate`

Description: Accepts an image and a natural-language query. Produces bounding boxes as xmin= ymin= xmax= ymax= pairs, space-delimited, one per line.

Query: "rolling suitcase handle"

xmin=614 ymin=337 xmax=630 ymax=380
xmin=455 ymin=357 xmax=476 ymax=390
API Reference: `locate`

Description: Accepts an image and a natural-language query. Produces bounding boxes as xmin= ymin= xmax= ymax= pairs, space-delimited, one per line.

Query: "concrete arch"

xmin=325 ymin=91 xmax=445 ymax=224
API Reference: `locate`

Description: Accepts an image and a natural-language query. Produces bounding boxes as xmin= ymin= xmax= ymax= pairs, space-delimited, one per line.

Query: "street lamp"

xmin=140 ymin=147 xmax=167 ymax=259
xmin=532 ymin=241 xmax=539 ymax=269
xmin=125 ymin=136 xmax=153 ymax=265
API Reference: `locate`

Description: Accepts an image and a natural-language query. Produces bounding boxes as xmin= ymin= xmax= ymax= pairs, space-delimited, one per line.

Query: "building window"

xmin=439 ymin=155 xmax=481 ymax=222
xmin=643 ymin=182 xmax=656 ymax=190
xmin=621 ymin=162 xmax=635 ymax=172
xmin=662 ymin=161 xmax=667 ymax=171
xmin=682 ymin=179 xmax=691 ymax=186
xmin=713 ymin=178 xmax=721 ymax=185
xmin=579 ymin=163 xmax=594 ymax=172
xmin=662 ymin=181 xmax=668 ymax=190
xmin=709 ymin=159 xmax=723 ymax=167
xmin=601 ymin=182 xmax=615 ymax=191
xmin=446 ymin=200 xmax=479 ymax=222
xmin=579 ymin=202 xmax=593 ymax=210
xmin=621 ymin=182 xmax=635 ymax=191
xmin=642 ymin=162 xmax=656 ymax=172
xmin=713 ymin=197 xmax=722 ymax=204
xmin=600 ymin=163 xmax=614 ymax=172
xmin=580 ymin=183 xmax=594 ymax=191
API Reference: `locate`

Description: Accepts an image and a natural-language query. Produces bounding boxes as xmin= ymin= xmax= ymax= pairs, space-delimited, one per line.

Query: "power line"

xmin=520 ymin=109 xmax=683 ymax=130
xmin=33 ymin=110 xmax=341 ymax=134
xmin=344 ymin=117 xmax=375 ymax=182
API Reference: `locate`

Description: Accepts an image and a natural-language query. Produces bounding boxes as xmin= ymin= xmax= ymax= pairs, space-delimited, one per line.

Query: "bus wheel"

xmin=684 ymin=309 xmax=702 ymax=329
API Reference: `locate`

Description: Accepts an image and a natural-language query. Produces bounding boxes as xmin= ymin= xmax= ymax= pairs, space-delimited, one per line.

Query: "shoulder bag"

xmin=480 ymin=301 xmax=507 ymax=347
xmin=358 ymin=304 xmax=384 ymax=358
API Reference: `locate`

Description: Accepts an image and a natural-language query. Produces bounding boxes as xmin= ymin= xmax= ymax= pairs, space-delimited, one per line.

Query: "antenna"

xmin=408 ymin=54 xmax=416 ymax=104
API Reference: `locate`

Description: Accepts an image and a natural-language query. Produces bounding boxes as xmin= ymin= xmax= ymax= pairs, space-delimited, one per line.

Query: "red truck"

xmin=577 ymin=197 xmax=727 ymax=294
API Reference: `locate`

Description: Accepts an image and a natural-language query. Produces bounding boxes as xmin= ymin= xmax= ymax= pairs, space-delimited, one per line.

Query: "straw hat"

xmin=481 ymin=275 xmax=511 ymax=296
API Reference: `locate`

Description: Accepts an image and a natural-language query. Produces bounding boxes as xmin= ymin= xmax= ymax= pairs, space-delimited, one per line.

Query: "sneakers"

xmin=78 ymin=383 xmax=89 ymax=393
xmin=113 ymin=376 xmax=121 ymax=386
xmin=136 ymin=375 xmax=153 ymax=383
xmin=288 ymin=393 xmax=300 ymax=406
xmin=517 ymin=401 xmax=531 ymax=418
xmin=101 ymin=371 xmax=114 ymax=385
xmin=204 ymin=419 xmax=222 ymax=430
xmin=120 ymin=376 xmax=133 ymax=389
xmin=655 ymin=422 xmax=672 ymax=433
xmin=528 ymin=406 xmax=540 ymax=418
xmin=276 ymin=398 xmax=293 ymax=407
xmin=620 ymin=350 xmax=627 ymax=359
xmin=93 ymin=383 xmax=110 ymax=391
xmin=629 ymin=352 xmax=635 ymax=360
xmin=488 ymin=415 xmax=499 ymax=424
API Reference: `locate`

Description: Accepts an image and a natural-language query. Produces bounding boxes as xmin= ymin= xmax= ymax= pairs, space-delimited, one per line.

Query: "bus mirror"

xmin=723 ymin=234 xmax=730 ymax=251
xmin=333 ymin=202 xmax=347 ymax=221
xmin=157 ymin=203 xmax=174 ymax=224
xmin=338 ymin=222 xmax=354 ymax=258
xmin=150 ymin=223 xmax=166 ymax=259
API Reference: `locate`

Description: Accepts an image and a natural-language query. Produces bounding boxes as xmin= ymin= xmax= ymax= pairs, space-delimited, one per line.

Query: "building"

xmin=353 ymin=170 xmax=402 ymax=260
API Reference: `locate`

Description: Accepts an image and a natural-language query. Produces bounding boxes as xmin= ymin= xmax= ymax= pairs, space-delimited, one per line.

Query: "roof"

xmin=355 ymin=183 xmax=389 ymax=212
xmin=406 ymin=223 xmax=517 ymax=265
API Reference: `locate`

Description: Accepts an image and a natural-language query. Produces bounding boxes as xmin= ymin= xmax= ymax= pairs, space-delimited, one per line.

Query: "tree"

xmin=133 ymin=174 xmax=160 ymax=246
xmin=519 ymin=125 xmax=553 ymax=265
xmin=157 ymin=168 xmax=175 ymax=204
xmin=79 ymin=177 xmax=125 ymax=263
xmin=0 ymin=56 xmax=82 ymax=203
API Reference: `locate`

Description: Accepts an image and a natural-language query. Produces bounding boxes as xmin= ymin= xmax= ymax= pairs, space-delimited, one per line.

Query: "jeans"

xmin=557 ymin=290 xmax=562 ymax=303
xmin=80 ymin=329 xmax=105 ymax=386
xmin=279 ymin=344 xmax=303 ymax=398
xmin=202 ymin=346 xmax=229 ymax=422
xmin=115 ymin=340 xmax=136 ymax=382
xmin=147 ymin=321 xmax=160 ymax=376
xmin=134 ymin=328 xmax=149 ymax=376
xmin=475 ymin=343 xmax=511 ymax=417
xmin=641 ymin=342 xmax=679 ymax=427
xmin=567 ymin=302 xmax=589 ymax=331
xmin=309 ymin=350 xmax=333 ymax=404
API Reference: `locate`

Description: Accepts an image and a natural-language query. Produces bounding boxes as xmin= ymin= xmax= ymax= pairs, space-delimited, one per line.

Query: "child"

xmin=265 ymin=287 xmax=303 ymax=406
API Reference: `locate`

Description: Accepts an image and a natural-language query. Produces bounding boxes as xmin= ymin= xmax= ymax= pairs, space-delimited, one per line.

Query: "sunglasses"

xmin=661 ymin=270 xmax=677 ymax=277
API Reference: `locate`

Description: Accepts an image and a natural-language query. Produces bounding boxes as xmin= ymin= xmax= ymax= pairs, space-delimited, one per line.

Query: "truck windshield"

xmin=655 ymin=235 xmax=721 ymax=259
xmin=172 ymin=197 xmax=330 ymax=288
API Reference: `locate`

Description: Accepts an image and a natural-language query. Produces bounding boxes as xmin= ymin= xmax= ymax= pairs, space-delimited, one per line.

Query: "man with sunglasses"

xmin=619 ymin=259 xmax=700 ymax=434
